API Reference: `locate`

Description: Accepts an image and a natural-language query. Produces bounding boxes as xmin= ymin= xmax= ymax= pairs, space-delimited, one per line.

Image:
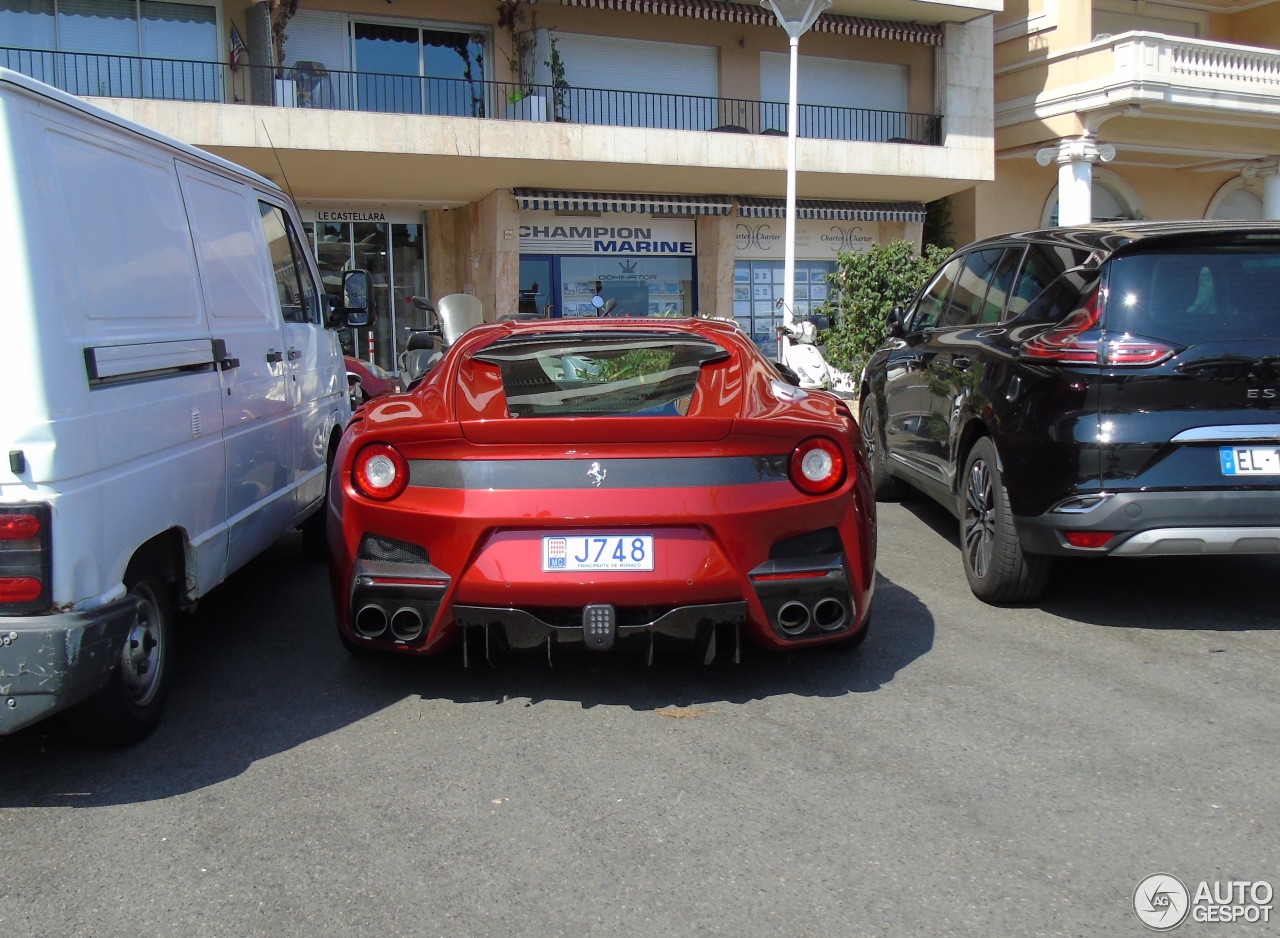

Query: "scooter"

xmin=777 ymin=314 xmax=857 ymax=397
xmin=398 ymin=293 xmax=485 ymax=385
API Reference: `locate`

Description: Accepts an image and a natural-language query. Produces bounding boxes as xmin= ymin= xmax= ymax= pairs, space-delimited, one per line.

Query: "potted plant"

xmin=546 ymin=32 xmax=570 ymax=121
xmin=497 ymin=0 xmax=546 ymax=121
xmin=269 ymin=0 xmax=299 ymax=106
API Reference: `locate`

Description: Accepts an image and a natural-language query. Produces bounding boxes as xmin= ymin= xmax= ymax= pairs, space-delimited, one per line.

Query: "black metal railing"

xmin=2 ymin=49 xmax=943 ymax=145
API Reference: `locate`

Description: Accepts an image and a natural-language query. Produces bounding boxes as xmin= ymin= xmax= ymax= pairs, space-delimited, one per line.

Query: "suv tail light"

xmin=0 ymin=504 xmax=52 ymax=614
xmin=1021 ymin=291 xmax=1103 ymax=364
xmin=1021 ymin=290 xmax=1178 ymax=366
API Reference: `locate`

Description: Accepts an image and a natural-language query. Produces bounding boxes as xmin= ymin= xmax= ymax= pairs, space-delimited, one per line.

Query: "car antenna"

xmin=260 ymin=121 xmax=297 ymax=201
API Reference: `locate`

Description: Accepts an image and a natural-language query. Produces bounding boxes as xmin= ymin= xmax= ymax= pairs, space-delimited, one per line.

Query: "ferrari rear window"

xmin=473 ymin=332 xmax=729 ymax=417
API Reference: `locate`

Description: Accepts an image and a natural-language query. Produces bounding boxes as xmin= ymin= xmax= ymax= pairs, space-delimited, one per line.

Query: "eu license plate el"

xmin=1220 ymin=445 xmax=1280 ymax=476
xmin=542 ymin=535 xmax=654 ymax=572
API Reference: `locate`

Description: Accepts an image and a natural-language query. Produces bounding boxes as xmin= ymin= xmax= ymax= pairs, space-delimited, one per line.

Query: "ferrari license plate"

xmin=542 ymin=535 xmax=654 ymax=572
xmin=1220 ymin=446 xmax=1280 ymax=476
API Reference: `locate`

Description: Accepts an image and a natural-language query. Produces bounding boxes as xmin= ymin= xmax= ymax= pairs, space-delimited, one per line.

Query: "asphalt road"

xmin=2 ymin=495 xmax=1277 ymax=938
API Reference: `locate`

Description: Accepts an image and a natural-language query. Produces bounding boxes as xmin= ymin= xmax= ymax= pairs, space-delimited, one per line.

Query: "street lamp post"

xmin=761 ymin=0 xmax=830 ymax=363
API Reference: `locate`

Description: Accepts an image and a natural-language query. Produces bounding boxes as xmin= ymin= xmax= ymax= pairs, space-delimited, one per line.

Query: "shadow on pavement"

xmin=894 ymin=485 xmax=1280 ymax=632
xmin=0 ymin=535 xmax=934 ymax=806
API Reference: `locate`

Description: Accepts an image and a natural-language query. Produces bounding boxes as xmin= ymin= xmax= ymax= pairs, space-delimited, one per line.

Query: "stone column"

xmin=1243 ymin=159 xmax=1280 ymax=220
xmin=1036 ymin=135 xmax=1116 ymax=226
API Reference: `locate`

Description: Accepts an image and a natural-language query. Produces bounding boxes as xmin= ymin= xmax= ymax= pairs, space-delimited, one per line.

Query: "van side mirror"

xmin=335 ymin=270 xmax=371 ymax=328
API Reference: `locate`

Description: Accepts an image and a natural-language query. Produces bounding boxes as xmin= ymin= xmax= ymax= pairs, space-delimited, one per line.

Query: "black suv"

xmin=860 ymin=221 xmax=1280 ymax=603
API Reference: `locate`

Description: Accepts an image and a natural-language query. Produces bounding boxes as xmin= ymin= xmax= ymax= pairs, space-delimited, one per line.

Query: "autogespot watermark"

xmin=1134 ymin=873 xmax=1274 ymax=930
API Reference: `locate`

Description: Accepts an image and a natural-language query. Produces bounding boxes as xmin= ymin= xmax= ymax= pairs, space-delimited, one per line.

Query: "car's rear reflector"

xmin=1064 ymin=530 xmax=1116 ymax=549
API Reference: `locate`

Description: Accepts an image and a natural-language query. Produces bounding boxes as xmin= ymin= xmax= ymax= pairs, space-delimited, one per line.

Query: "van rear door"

xmin=1097 ymin=236 xmax=1280 ymax=493
xmin=176 ymin=161 xmax=293 ymax=576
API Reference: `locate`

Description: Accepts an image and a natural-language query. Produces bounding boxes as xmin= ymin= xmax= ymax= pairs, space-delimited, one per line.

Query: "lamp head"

xmin=760 ymin=0 xmax=832 ymax=38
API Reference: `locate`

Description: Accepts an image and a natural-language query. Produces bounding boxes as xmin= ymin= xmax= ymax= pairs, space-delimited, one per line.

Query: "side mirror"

xmin=341 ymin=270 xmax=371 ymax=328
xmin=887 ymin=305 xmax=906 ymax=339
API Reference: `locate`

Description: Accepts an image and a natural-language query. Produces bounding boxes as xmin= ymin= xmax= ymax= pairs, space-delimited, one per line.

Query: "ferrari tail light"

xmin=789 ymin=437 xmax=846 ymax=495
xmin=0 ymin=504 xmax=51 ymax=614
xmin=353 ymin=444 xmax=410 ymax=501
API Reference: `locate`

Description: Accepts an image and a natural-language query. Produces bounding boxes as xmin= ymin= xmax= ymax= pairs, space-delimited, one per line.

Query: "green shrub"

xmin=819 ymin=239 xmax=953 ymax=377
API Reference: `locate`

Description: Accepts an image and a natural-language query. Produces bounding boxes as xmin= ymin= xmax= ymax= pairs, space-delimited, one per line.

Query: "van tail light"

xmin=789 ymin=437 xmax=847 ymax=495
xmin=0 ymin=504 xmax=52 ymax=613
xmin=1021 ymin=290 xmax=1178 ymax=366
xmin=353 ymin=444 xmax=410 ymax=501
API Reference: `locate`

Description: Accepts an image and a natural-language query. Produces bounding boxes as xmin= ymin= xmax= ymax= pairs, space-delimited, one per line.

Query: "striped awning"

xmin=559 ymin=0 xmax=944 ymax=45
xmin=737 ymin=197 xmax=927 ymax=222
xmin=514 ymin=188 xmax=734 ymax=215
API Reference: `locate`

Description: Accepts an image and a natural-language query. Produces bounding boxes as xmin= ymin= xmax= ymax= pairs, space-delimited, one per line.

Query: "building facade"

xmin=970 ymin=0 xmax=1280 ymax=240
xmin=2 ymin=0 xmax=997 ymax=370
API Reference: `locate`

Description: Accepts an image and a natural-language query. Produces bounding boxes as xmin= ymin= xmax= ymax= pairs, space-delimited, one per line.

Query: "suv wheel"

xmin=860 ymin=395 xmax=906 ymax=502
xmin=960 ymin=437 xmax=1051 ymax=603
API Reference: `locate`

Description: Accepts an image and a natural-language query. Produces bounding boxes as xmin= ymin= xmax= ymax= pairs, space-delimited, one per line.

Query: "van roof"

xmin=0 ymin=67 xmax=283 ymax=195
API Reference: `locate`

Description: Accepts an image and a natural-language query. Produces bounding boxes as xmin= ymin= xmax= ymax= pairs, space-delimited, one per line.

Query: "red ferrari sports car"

xmin=326 ymin=317 xmax=876 ymax=663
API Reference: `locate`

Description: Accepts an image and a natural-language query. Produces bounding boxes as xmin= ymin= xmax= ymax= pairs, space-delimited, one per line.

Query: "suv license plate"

xmin=1220 ymin=446 xmax=1280 ymax=476
xmin=542 ymin=535 xmax=655 ymax=572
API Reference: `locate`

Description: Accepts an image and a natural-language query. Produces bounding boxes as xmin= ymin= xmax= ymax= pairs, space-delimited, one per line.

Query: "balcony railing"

xmin=1 ymin=48 xmax=943 ymax=146
xmin=1110 ymin=32 xmax=1280 ymax=95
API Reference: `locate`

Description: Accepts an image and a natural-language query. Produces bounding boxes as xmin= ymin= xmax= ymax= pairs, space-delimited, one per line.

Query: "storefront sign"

xmin=299 ymin=205 xmax=425 ymax=225
xmin=734 ymin=219 xmax=880 ymax=260
xmin=520 ymin=211 xmax=695 ymax=255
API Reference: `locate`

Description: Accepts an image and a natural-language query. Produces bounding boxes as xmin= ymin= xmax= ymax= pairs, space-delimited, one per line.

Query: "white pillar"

xmin=1037 ymin=135 xmax=1116 ymax=226
xmin=1261 ymin=162 xmax=1280 ymax=220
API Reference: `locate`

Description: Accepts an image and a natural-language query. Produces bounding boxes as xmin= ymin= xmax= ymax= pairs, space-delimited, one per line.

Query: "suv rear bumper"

xmin=0 ymin=596 xmax=139 ymax=735
xmin=1016 ymin=489 xmax=1280 ymax=557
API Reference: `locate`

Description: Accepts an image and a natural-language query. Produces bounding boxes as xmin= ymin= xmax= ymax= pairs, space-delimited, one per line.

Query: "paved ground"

xmin=2 ymin=495 xmax=1277 ymax=937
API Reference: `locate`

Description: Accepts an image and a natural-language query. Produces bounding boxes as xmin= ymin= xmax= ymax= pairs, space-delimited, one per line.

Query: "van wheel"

xmin=960 ymin=437 xmax=1051 ymax=604
xmin=860 ymin=395 xmax=906 ymax=501
xmin=63 ymin=570 xmax=173 ymax=746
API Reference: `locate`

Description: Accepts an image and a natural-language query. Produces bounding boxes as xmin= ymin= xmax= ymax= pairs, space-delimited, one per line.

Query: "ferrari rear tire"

xmin=860 ymin=395 xmax=907 ymax=502
xmin=960 ymin=437 xmax=1052 ymax=604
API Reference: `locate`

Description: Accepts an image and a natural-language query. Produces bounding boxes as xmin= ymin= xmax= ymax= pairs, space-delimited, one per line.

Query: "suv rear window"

xmin=1105 ymin=247 xmax=1280 ymax=342
xmin=473 ymin=332 xmax=729 ymax=418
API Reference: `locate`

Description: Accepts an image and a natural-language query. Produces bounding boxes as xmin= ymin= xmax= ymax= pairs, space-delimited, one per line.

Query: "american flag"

xmin=229 ymin=24 xmax=247 ymax=73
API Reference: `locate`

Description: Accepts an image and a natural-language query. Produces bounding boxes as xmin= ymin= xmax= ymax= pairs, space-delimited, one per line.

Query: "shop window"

xmin=733 ymin=259 xmax=835 ymax=357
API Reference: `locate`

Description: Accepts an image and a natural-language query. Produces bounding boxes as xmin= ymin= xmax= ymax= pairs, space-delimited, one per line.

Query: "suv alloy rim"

xmin=963 ymin=457 xmax=995 ymax=579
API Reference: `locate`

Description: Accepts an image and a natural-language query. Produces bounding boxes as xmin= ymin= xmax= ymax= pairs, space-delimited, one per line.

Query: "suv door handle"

xmin=288 ymin=348 xmax=302 ymax=361
xmin=266 ymin=349 xmax=284 ymax=364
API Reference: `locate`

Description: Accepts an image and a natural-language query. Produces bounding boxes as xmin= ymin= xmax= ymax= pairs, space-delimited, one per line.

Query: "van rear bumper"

xmin=0 ymin=596 xmax=140 ymax=735
xmin=1016 ymin=490 xmax=1280 ymax=556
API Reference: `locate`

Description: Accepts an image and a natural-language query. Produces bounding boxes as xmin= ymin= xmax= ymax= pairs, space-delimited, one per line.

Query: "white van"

xmin=0 ymin=69 xmax=368 ymax=744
